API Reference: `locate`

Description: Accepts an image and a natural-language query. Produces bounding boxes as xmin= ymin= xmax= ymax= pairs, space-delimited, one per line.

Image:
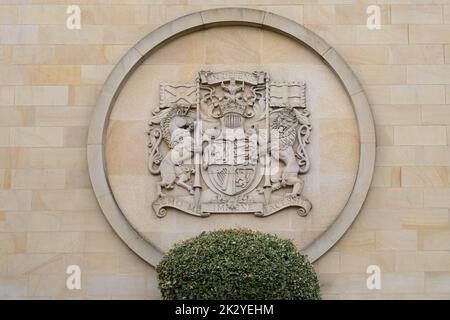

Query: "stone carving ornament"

xmin=88 ymin=8 xmax=376 ymax=265
xmin=148 ymin=71 xmax=312 ymax=218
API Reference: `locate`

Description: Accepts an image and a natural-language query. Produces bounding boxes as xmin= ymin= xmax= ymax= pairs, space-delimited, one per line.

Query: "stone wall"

xmin=1 ymin=0 xmax=450 ymax=299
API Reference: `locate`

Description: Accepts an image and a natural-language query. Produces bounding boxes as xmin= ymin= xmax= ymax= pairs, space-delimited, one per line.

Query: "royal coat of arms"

xmin=148 ymin=71 xmax=312 ymax=218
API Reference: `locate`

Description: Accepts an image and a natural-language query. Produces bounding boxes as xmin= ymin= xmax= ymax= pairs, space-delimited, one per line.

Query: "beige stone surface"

xmin=372 ymin=166 xmax=401 ymax=187
xmin=15 ymin=86 xmax=68 ymax=106
xmin=11 ymin=169 xmax=66 ymax=190
xmin=391 ymin=5 xmax=443 ymax=24
xmin=10 ymin=127 xmax=64 ymax=147
xmin=372 ymin=105 xmax=421 ymax=125
xmin=375 ymin=125 xmax=394 ymax=146
xmin=106 ymin=26 xmax=359 ymax=255
xmin=356 ymin=25 xmax=408 ymax=45
xmin=394 ymin=126 xmax=447 ymax=146
xmin=389 ymin=45 xmax=444 ymax=65
xmin=410 ymin=25 xmax=450 ymax=44
xmin=401 ymin=167 xmax=448 ymax=187
xmin=390 ymin=85 xmax=446 ymax=105
xmin=0 ymin=2 xmax=450 ymax=300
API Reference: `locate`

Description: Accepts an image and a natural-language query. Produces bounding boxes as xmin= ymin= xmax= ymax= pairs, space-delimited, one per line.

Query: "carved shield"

xmin=208 ymin=164 xmax=256 ymax=196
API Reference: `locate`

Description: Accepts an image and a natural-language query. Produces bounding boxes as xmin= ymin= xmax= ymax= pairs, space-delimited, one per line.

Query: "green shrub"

xmin=157 ymin=229 xmax=321 ymax=300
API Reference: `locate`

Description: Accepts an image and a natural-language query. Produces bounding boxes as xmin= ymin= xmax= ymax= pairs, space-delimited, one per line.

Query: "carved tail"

xmin=296 ymin=124 xmax=311 ymax=173
xmin=148 ymin=127 xmax=163 ymax=175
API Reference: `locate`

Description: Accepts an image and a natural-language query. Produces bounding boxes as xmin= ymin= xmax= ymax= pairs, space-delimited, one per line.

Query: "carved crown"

xmin=213 ymin=79 xmax=252 ymax=119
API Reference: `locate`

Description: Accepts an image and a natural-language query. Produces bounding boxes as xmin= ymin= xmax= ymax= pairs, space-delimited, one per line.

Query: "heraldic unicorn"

xmin=148 ymin=71 xmax=312 ymax=218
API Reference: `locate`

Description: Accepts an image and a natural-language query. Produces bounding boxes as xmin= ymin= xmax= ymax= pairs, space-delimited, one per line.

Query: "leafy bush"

xmin=157 ymin=229 xmax=321 ymax=300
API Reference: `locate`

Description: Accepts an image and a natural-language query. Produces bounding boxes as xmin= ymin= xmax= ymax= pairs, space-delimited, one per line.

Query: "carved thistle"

xmin=148 ymin=71 xmax=312 ymax=218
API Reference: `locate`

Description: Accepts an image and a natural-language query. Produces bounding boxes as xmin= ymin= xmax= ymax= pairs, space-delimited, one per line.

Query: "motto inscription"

xmin=148 ymin=71 xmax=312 ymax=218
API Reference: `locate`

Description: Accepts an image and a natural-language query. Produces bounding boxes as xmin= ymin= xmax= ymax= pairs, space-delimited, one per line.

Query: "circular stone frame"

xmin=87 ymin=8 xmax=376 ymax=266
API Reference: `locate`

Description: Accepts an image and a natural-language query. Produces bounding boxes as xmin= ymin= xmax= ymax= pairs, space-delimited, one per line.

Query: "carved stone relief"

xmin=148 ymin=71 xmax=312 ymax=218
